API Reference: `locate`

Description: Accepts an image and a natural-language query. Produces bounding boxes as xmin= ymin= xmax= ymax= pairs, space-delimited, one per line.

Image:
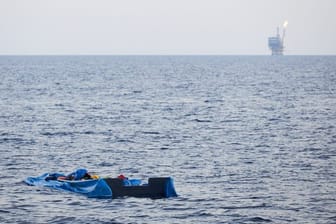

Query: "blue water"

xmin=0 ymin=56 xmax=335 ymax=223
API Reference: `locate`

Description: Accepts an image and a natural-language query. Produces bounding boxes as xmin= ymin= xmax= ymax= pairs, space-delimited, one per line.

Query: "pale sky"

xmin=1 ymin=0 xmax=336 ymax=55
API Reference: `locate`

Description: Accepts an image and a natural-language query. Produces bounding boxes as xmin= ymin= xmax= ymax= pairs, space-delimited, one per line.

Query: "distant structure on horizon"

xmin=268 ymin=21 xmax=288 ymax=55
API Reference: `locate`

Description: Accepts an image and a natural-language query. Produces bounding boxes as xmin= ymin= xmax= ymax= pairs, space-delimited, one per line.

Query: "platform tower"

xmin=268 ymin=21 xmax=288 ymax=55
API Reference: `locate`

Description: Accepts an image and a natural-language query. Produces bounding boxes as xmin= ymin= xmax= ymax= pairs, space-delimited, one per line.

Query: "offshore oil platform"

xmin=268 ymin=21 xmax=288 ymax=55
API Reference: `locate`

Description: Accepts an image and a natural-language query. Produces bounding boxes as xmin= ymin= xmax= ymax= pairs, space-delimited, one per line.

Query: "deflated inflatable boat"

xmin=24 ymin=171 xmax=177 ymax=199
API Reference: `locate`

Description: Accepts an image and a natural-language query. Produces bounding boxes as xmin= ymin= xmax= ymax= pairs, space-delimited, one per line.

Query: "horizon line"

xmin=0 ymin=54 xmax=335 ymax=56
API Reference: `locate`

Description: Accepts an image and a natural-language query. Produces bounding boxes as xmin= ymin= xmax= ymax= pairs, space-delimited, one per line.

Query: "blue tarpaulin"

xmin=25 ymin=173 xmax=112 ymax=198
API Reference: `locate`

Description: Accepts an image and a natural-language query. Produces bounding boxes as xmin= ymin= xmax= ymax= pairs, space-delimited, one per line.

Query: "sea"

xmin=0 ymin=56 xmax=335 ymax=224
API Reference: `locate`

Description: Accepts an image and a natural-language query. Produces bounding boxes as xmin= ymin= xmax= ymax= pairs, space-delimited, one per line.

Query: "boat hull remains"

xmin=104 ymin=177 xmax=177 ymax=199
xmin=25 ymin=173 xmax=177 ymax=199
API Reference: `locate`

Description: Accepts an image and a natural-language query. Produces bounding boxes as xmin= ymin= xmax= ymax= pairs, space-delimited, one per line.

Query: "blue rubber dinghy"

xmin=25 ymin=173 xmax=113 ymax=198
xmin=24 ymin=170 xmax=177 ymax=199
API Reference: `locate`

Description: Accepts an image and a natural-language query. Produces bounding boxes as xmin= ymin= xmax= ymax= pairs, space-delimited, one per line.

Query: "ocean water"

xmin=0 ymin=56 xmax=335 ymax=223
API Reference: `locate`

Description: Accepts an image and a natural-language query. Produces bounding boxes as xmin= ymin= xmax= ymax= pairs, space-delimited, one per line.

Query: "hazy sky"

xmin=1 ymin=0 xmax=336 ymax=55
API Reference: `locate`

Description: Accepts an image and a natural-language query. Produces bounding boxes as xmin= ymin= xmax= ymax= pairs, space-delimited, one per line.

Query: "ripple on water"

xmin=0 ymin=56 xmax=336 ymax=223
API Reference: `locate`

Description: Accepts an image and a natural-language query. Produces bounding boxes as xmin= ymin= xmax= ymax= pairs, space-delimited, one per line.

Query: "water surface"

xmin=0 ymin=56 xmax=335 ymax=223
